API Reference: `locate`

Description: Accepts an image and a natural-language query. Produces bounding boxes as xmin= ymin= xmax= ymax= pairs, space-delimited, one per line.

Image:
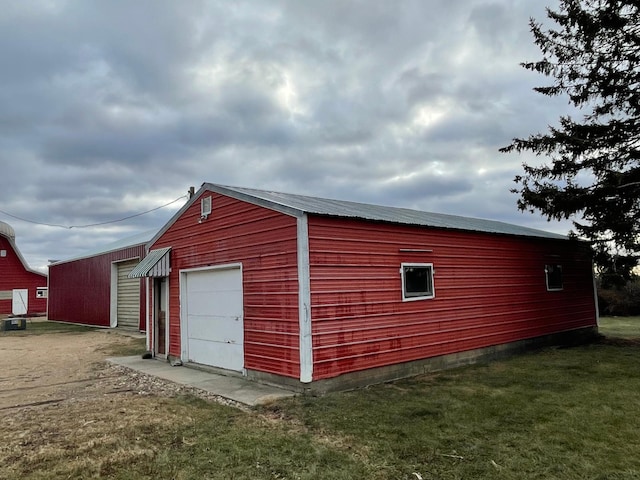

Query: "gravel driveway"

xmin=0 ymin=325 xmax=244 ymax=478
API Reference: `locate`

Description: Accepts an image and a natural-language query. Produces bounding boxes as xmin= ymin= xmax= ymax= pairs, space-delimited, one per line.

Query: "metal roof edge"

xmin=307 ymin=210 xmax=571 ymax=241
xmin=6 ymin=238 xmax=48 ymax=277
xmin=49 ymin=240 xmax=150 ymax=267
xmin=152 ymin=182 xmax=572 ymax=244
xmin=147 ymin=183 xmax=304 ymax=249
xmin=207 ymin=184 xmax=569 ymax=241
xmin=147 ymin=188 xmax=203 ymax=249
xmin=202 ymin=183 xmax=305 ymax=218
xmin=50 ymin=230 xmax=157 ymax=266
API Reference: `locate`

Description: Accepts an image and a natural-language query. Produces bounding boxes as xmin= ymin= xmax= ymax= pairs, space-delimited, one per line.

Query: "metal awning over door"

xmin=129 ymin=247 xmax=171 ymax=278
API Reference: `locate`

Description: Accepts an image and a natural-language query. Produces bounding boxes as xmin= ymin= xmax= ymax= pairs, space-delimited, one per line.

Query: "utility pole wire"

xmin=0 ymin=195 xmax=188 ymax=229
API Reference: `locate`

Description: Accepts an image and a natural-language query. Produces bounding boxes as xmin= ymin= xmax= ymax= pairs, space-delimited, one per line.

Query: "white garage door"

xmin=183 ymin=267 xmax=244 ymax=371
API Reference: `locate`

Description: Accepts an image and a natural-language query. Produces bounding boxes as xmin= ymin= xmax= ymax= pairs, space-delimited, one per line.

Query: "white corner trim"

xmin=179 ymin=270 xmax=188 ymax=361
xmin=297 ymin=214 xmax=313 ymax=383
xmin=145 ymin=277 xmax=151 ymax=351
xmin=164 ymin=276 xmax=170 ymax=357
xmin=110 ymin=262 xmax=118 ymax=328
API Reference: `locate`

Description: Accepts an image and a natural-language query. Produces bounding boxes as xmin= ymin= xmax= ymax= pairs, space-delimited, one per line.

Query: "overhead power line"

xmin=0 ymin=195 xmax=187 ymax=229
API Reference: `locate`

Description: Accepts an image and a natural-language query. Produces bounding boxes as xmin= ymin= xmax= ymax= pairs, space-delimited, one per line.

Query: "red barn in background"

xmin=130 ymin=184 xmax=598 ymax=392
xmin=0 ymin=221 xmax=47 ymax=316
xmin=48 ymin=230 xmax=154 ymax=331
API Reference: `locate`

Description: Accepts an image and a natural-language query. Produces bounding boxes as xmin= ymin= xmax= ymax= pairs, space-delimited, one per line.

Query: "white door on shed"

xmin=183 ymin=267 xmax=244 ymax=371
xmin=12 ymin=289 xmax=28 ymax=315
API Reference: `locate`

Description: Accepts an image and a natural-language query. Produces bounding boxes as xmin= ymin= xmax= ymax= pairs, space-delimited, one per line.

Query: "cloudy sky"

xmin=0 ymin=0 xmax=573 ymax=272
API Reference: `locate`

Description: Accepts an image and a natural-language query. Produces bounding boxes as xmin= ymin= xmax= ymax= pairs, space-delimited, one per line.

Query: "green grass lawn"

xmin=5 ymin=317 xmax=640 ymax=479
xmin=598 ymin=315 xmax=640 ymax=338
xmin=0 ymin=319 xmax=97 ymax=336
xmin=261 ymin=341 xmax=640 ymax=480
xmin=149 ymin=315 xmax=640 ymax=479
xmin=96 ymin=334 xmax=147 ymax=356
xmin=90 ymin=338 xmax=638 ymax=480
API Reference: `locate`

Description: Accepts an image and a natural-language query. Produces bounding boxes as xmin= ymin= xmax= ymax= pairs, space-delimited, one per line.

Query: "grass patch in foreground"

xmin=97 ymin=334 xmax=147 ymax=357
xmin=0 ymin=320 xmax=96 ymax=336
xmin=3 ymin=395 xmax=372 ymax=480
xmin=269 ymin=341 xmax=640 ymax=479
xmin=598 ymin=315 xmax=640 ymax=339
xmin=6 ymin=341 xmax=640 ymax=479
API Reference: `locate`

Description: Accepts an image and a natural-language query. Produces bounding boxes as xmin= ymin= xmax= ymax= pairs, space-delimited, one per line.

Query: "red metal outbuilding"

xmin=131 ymin=184 xmax=598 ymax=392
xmin=48 ymin=230 xmax=154 ymax=331
xmin=0 ymin=221 xmax=47 ymax=316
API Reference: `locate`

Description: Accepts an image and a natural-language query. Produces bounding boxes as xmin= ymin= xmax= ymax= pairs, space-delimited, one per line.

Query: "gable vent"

xmin=201 ymin=196 xmax=212 ymax=219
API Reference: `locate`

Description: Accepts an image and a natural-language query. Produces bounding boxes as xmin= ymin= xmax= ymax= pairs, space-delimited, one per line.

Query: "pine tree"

xmin=501 ymin=0 xmax=640 ymax=284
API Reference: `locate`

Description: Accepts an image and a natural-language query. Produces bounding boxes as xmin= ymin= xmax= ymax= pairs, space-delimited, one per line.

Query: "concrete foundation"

xmin=247 ymin=326 xmax=599 ymax=394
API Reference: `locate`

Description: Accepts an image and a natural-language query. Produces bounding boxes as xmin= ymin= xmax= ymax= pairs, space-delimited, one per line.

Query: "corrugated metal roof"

xmin=205 ymin=184 xmax=568 ymax=240
xmin=128 ymin=247 xmax=171 ymax=278
xmin=0 ymin=220 xmax=15 ymax=240
xmin=51 ymin=229 xmax=157 ymax=266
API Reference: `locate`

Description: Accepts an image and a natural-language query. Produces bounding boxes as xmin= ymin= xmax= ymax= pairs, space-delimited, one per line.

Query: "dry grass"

xmin=0 ymin=319 xmax=96 ymax=336
xmin=1 ymin=319 xmax=639 ymax=479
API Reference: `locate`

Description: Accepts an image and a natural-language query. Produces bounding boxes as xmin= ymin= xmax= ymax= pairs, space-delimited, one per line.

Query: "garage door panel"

xmin=187 ymin=315 xmax=243 ymax=344
xmin=187 ymin=338 xmax=244 ymax=369
xmin=187 ymin=291 xmax=242 ymax=317
xmin=189 ymin=269 xmax=240 ymax=291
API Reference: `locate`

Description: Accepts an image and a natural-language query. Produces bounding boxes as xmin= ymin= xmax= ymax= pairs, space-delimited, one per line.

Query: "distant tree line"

xmin=502 ymin=1 xmax=640 ymax=285
xmin=597 ymin=274 xmax=640 ymax=316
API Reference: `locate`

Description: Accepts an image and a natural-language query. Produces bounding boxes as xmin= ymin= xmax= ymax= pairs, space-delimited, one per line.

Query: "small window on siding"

xmin=401 ymin=263 xmax=435 ymax=301
xmin=545 ymin=264 xmax=563 ymax=291
xmin=0 ymin=250 xmax=6 ymax=257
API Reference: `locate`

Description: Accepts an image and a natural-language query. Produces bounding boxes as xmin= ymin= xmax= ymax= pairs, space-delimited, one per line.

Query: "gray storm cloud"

xmin=0 ymin=0 xmax=566 ymax=270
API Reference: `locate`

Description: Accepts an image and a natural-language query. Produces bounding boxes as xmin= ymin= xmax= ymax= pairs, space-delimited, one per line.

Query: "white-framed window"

xmin=201 ymin=196 xmax=212 ymax=219
xmin=401 ymin=263 xmax=435 ymax=301
xmin=36 ymin=287 xmax=48 ymax=298
xmin=545 ymin=264 xmax=563 ymax=291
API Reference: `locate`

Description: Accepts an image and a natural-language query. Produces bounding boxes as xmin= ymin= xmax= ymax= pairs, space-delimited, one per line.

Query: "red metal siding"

xmin=48 ymin=245 xmax=147 ymax=329
xmin=0 ymin=237 xmax=47 ymax=315
xmin=152 ymin=192 xmax=300 ymax=378
xmin=308 ymin=216 xmax=597 ymax=381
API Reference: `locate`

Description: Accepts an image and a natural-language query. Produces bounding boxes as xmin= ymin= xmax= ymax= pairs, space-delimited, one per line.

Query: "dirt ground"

xmin=0 ymin=330 xmax=135 ymax=410
xmin=0 ymin=326 xmax=240 ymax=479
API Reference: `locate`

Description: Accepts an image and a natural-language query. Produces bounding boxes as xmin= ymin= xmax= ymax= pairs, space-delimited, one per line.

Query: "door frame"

xmin=179 ymin=263 xmax=244 ymax=372
xmin=153 ymin=276 xmax=169 ymax=358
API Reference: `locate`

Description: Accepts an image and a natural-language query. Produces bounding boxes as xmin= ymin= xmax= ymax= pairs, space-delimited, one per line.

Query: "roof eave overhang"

xmin=6 ymin=238 xmax=48 ymax=277
xmin=147 ymin=183 xmax=306 ymax=249
xmin=202 ymin=183 xmax=305 ymax=218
